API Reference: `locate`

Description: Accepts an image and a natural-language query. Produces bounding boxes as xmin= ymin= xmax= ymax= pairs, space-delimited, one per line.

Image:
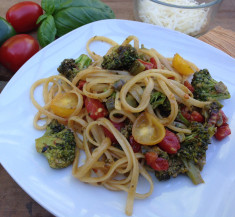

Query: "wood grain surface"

xmin=0 ymin=0 xmax=235 ymax=217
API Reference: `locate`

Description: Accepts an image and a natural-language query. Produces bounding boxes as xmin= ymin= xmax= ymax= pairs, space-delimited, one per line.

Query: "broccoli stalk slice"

xmin=182 ymin=159 xmax=204 ymax=185
xmin=126 ymin=93 xmax=138 ymax=108
xmin=105 ymin=92 xmax=116 ymax=112
xmin=75 ymin=54 xmax=92 ymax=71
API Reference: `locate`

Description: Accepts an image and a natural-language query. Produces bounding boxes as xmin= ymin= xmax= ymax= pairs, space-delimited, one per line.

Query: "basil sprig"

xmin=37 ymin=0 xmax=115 ymax=47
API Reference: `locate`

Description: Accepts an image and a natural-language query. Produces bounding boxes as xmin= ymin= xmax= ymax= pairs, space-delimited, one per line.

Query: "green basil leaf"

xmin=54 ymin=1 xmax=115 ymax=37
xmin=41 ymin=0 xmax=56 ymax=14
xmin=41 ymin=0 xmax=68 ymax=14
xmin=59 ymin=0 xmax=113 ymax=10
xmin=37 ymin=15 xmax=57 ymax=47
xmin=36 ymin=14 xmax=48 ymax=24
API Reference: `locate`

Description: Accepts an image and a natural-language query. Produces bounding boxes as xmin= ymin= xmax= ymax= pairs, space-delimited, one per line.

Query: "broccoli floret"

xmin=182 ymin=159 xmax=204 ymax=185
xmin=155 ymin=122 xmax=209 ymax=184
xmin=191 ymin=69 xmax=230 ymax=101
xmin=150 ymin=91 xmax=167 ymax=110
xmin=143 ymin=146 xmax=186 ymax=181
xmin=35 ymin=120 xmax=76 ymax=169
xmin=178 ymin=122 xmax=210 ymax=165
xmin=201 ymin=101 xmax=223 ymax=137
xmin=57 ymin=54 xmax=92 ymax=81
xmin=149 ymin=90 xmax=171 ymax=117
xmin=120 ymin=121 xmax=133 ymax=139
xmin=175 ymin=111 xmax=190 ymax=127
xmin=152 ymin=122 xmax=211 ymax=184
xmin=203 ymin=101 xmax=223 ymax=124
xmin=155 ymin=154 xmax=187 ymax=181
xmin=129 ymin=59 xmax=146 ymax=75
xmin=101 ymin=44 xmax=139 ymax=71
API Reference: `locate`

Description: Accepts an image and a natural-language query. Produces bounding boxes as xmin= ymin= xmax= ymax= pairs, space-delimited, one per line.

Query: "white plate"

xmin=0 ymin=19 xmax=235 ymax=217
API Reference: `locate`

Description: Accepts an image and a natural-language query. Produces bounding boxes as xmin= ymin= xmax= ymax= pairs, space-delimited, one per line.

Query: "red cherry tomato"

xmin=191 ymin=111 xmax=204 ymax=123
xmin=77 ymin=80 xmax=86 ymax=90
xmin=6 ymin=1 xmax=43 ymax=33
xmin=103 ymin=121 xmax=125 ymax=143
xmin=129 ymin=135 xmax=141 ymax=153
xmin=0 ymin=34 xmax=39 ymax=73
xmin=145 ymin=152 xmax=157 ymax=165
xmin=150 ymin=57 xmax=158 ymax=69
xmin=158 ymin=129 xmax=180 ymax=154
xmin=181 ymin=106 xmax=191 ymax=121
xmin=103 ymin=127 xmax=116 ymax=143
xmin=184 ymin=80 xmax=194 ymax=93
xmin=138 ymin=59 xmax=154 ymax=70
xmin=214 ymin=123 xmax=231 ymax=141
xmin=145 ymin=152 xmax=169 ymax=171
xmin=85 ymin=97 xmax=108 ymax=120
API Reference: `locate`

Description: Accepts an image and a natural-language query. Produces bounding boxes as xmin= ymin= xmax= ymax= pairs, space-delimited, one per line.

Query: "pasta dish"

xmin=30 ymin=35 xmax=231 ymax=216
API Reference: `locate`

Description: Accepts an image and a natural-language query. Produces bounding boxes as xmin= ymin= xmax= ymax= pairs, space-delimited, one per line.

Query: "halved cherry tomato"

xmin=181 ymin=107 xmax=204 ymax=123
xmin=181 ymin=106 xmax=191 ymax=121
xmin=145 ymin=152 xmax=157 ymax=165
xmin=77 ymin=80 xmax=86 ymax=90
xmin=191 ymin=111 xmax=204 ymax=123
xmin=158 ymin=129 xmax=180 ymax=154
xmin=51 ymin=92 xmax=78 ymax=118
xmin=184 ymin=80 xmax=194 ymax=93
xmin=6 ymin=1 xmax=43 ymax=33
xmin=214 ymin=123 xmax=231 ymax=141
xmin=150 ymin=57 xmax=158 ymax=69
xmin=0 ymin=34 xmax=39 ymax=72
xmin=138 ymin=59 xmax=154 ymax=70
xmin=145 ymin=152 xmax=169 ymax=171
xmin=85 ymin=97 xmax=108 ymax=120
xmin=129 ymin=135 xmax=141 ymax=153
xmin=132 ymin=112 xmax=165 ymax=145
xmin=103 ymin=127 xmax=116 ymax=143
xmin=219 ymin=110 xmax=228 ymax=125
xmin=172 ymin=53 xmax=194 ymax=75
xmin=103 ymin=121 xmax=125 ymax=143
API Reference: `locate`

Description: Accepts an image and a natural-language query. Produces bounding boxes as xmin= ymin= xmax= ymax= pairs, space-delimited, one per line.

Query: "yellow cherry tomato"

xmin=50 ymin=92 xmax=78 ymax=118
xmin=132 ymin=112 xmax=166 ymax=145
xmin=172 ymin=53 xmax=194 ymax=75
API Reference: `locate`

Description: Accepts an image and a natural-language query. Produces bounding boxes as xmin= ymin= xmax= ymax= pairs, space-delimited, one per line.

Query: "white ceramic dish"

xmin=0 ymin=19 xmax=235 ymax=217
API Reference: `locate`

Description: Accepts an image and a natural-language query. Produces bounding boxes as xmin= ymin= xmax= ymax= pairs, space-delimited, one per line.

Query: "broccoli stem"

xmin=182 ymin=159 xmax=204 ymax=185
xmin=176 ymin=111 xmax=190 ymax=127
xmin=75 ymin=54 xmax=92 ymax=70
xmin=129 ymin=59 xmax=145 ymax=75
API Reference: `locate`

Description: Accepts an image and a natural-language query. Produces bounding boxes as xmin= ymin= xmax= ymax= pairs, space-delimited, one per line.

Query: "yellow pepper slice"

xmin=172 ymin=53 xmax=194 ymax=76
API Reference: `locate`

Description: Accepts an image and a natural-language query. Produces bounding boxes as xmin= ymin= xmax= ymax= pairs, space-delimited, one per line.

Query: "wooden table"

xmin=0 ymin=0 xmax=235 ymax=216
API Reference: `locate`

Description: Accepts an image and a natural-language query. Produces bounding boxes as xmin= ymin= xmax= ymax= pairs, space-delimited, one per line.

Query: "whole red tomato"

xmin=0 ymin=34 xmax=39 ymax=72
xmin=6 ymin=1 xmax=43 ymax=33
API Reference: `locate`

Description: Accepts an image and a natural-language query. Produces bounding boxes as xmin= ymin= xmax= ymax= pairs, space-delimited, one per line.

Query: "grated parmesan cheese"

xmin=137 ymin=0 xmax=209 ymax=36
